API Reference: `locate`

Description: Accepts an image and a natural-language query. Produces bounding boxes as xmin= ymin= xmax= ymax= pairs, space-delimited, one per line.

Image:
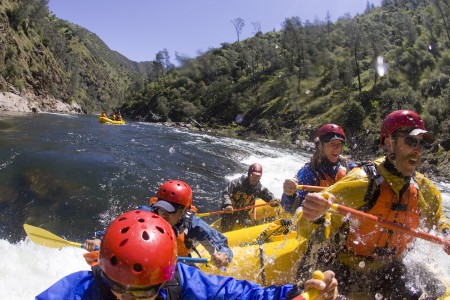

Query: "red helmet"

xmin=380 ymin=110 xmax=434 ymax=144
xmin=99 ymin=210 xmax=177 ymax=286
xmin=316 ymin=124 xmax=346 ymax=143
xmin=248 ymin=163 xmax=263 ymax=176
xmin=156 ymin=180 xmax=193 ymax=208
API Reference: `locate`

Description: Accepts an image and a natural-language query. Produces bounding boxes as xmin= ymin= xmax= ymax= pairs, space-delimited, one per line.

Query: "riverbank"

xmin=0 ymin=91 xmax=84 ymax=114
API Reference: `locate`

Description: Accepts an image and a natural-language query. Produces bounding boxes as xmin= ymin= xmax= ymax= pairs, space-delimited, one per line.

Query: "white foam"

xmin=0 ymin=239 xmax=89 ymax=299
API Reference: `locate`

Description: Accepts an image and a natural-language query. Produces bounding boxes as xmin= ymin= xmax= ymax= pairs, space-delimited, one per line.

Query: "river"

xmin=0 ymin=112 xmax=449 ymax=299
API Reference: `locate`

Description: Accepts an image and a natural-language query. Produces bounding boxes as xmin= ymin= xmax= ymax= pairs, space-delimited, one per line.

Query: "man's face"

xmin=248 ymin=173 xmax=262 ymax=185
xmin=154 ymin=206 xmax=185 ymax=226
xmin=322 ymin=140 xmax=343 ymax=163
xmin=388 ymin=134 xmax=425 ymax=177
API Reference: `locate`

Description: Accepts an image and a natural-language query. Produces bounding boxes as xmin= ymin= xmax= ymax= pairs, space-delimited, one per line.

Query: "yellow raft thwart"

xmin=99 ymin=116 xmax=125 ymax=125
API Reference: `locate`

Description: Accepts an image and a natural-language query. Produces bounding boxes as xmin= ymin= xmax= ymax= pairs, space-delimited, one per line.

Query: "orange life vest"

xmin=176 ymin=232 xmax=191 ymax=257
xmin=345 ymin=177 xmax=420 ymax=258
xmin=318 ymin=165 xmax=347 ymax=187
xmin=83 ymin=250 xmax=99 ymax=267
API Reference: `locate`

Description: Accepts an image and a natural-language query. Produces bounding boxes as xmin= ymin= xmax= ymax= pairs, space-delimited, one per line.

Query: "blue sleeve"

xmin=347 ymin=161 xmax=357 ymax=171
xmin=35 ymin=271 xmax=99 ymax=300
xmin=178 ymin=263 xmax=295 ymax=300
xmin=188 ymin=216 xmax=233 ymax=262
xmin=281 ymin=165 xmax=317 ymax=212
xmin=280 ymin=193 xmax=297 ymax=212
xmin=295 ymin=165 xmax=317 ymax=205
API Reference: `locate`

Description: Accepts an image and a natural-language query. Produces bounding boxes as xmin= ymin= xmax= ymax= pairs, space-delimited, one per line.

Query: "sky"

xmin=48 ymin=0 xmax=382 ymax=63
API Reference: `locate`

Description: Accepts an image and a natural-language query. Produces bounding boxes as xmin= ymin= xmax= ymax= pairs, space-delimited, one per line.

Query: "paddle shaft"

xmin=331 ymin=204 xmax=446 ymax=245
xmin=177 ymin=257 xmax=209 ymax=264
xmin=293 ymin=186 xmax=446 ymax=245
xmin=24 ymin=224 xmax=210 ymax=263
xmin=296 ymin=185 xmax=325 ymax=192
xmin=197 ymin=202 xmax=272 ymax=217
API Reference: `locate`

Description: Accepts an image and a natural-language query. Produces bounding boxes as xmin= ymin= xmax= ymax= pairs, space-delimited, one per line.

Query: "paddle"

xmin=329 ymin=203 xmax=446 ymax=245
xmin=296 ymin=186 xmax=446 ymax=245
xmin=23 ymin=224 xmax=209 ymax=263
xmin=197 ymin=202 xmax=273 ymax=217
xmin=296 ymin=185 xmax=325 ymax=192
xmin=293 ymin=270 xmax=325 ymax=300
xmin=23 ymin=223 xmax=91 ymax=249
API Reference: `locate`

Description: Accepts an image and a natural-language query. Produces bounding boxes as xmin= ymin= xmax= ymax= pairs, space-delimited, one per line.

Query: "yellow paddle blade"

xmin=23 ymin=224 xmax=82 ymax=249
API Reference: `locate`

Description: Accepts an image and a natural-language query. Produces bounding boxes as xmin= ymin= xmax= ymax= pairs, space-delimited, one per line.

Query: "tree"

xmin=153 ymin=49 xmax=173 ymax=86
xmin=6 ymin=0 xmax=49 ymax=30
xmin=343 ymin=18 xmax=364 ymax=93
xmin=432 ymin=0 xmax=450 ymax=46
xmin=281 ymin=17 xmax=306 ymax=91
xmin=231 ymin=18 xmax=245 ymax=42
xmin=251 ymin=21 xmax=261 ymax=35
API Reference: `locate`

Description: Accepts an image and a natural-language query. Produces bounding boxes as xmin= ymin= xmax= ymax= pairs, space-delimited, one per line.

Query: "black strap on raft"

xmin=175 ymin=209 xmax=204 ymax=266
xmin=258 ymin=239 xmax=267 ymax=286
xmin=91 ymin=265 xmax=121 ymax=300
xmin=163 ymin=268 xmax=181 ymax=300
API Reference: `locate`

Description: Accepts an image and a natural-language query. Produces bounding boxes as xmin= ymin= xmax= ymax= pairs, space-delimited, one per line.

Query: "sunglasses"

xmin=403 ymin=136 xmax=427 ymax=148
xmin=101 ymin=271 xmax=164 ymax=298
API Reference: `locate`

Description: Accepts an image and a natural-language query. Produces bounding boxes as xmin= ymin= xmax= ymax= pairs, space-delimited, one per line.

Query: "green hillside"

xmin=0 ymin=0 xmax=147 ymax=112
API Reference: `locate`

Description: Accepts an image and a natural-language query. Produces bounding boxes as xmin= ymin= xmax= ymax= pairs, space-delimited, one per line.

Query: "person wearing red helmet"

xmin=37 ymin=210 xmax=340 ymax=300
xmin=282 ymin=124 xmax=355 ymax=213
xmin=299 ymin=110 xmax=450 ymax=298
xmin=221 ymin=163 xmax=280 ymax=232
xmin=85 ymin=180 xmax=232 ymax=269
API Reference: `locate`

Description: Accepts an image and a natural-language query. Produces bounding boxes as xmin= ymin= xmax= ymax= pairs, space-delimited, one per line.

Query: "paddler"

xmin=299 ymin=110 xmax=450 ymax=298
xmin=221 ymin=163 xmax=280 ymax=232
xmin=37 ymin=210 xmax=340 ymax=300
xmin=85 ymin=180 xmax=232 ymax=269
xmin=282 ymin=124 xmax=355 ymax=213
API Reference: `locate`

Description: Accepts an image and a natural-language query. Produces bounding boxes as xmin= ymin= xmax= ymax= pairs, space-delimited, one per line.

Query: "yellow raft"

xmin=195 ymin=220 xmax=307 ymax=286
xmin=194 ymin=200 xmax=308 ymax=285
xmin=196 ymin=200 xmax=450 ymax=299
xmin=99 ymin=116 xmax=125 ymax=125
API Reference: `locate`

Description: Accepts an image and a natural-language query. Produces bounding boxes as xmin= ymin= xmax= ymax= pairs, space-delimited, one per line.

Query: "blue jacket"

xmin=92 ymin=205 xmax=233 ymax=262
xmin=281 ymin=160 xmax=355 ymax=213
xmin=36 ymin=263 xmax=296 ymax=300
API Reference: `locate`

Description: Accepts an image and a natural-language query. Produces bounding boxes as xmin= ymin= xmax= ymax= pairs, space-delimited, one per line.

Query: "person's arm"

xmin=416 ymin=174 xmax=450 ymax=233
xmin=221 ymin=180 xmax=236 ymax=209
xmin=188 ymin=217 xmax=233 ymax=267
xmin=84 ymin=229 xmax=105 ymax=252
xmin=178 ymin=263 xmax=338 ymax=300
xmin=415 ymin=173 xmax=450 ymax=254
xmin=222 ymin=177 xmax=245 ymax=210
xmin=255 ymin=183 xmax=278 ymax=203
xmin=302 ymin=167 xmax=370 ymax=231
